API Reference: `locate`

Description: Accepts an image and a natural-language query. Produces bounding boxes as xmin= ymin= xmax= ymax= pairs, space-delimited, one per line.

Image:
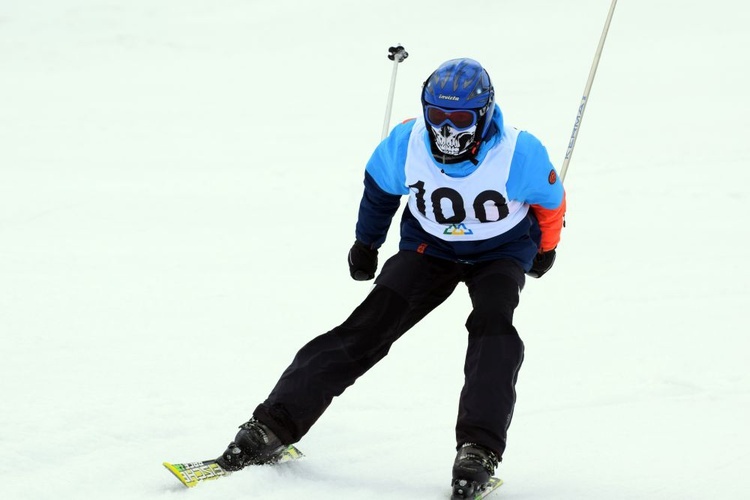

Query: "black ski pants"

xmin=254 ymin=250 xmax=526 ymax=458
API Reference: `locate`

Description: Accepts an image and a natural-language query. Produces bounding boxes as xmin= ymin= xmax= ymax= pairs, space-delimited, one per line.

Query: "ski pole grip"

xmin=388 ymin=45 xmax=408 ymax=63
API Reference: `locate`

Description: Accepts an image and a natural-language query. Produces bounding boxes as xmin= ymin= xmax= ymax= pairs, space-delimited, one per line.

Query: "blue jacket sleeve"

xmin=506 ymin=130 xmax=566 ymax=252
xmin=354 ymin=121 xmax=413 ymax=248
xmin=364 ymin=120 xmax=413 ymax=196
xmin=355 ymin=171 xmax=402 ymax=248
xmin=506 ymin=131 xmax=564 ymax=209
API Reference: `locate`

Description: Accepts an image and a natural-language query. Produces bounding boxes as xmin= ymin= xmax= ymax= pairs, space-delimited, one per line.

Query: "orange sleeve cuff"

xmin=529 ymin=192 xmax=567 ymax=252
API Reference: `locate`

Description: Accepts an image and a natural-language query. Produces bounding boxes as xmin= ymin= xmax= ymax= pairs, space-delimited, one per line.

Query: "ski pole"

xmin=560 ymin=0 xmax=618 ymax=182
xmin=381 ymin=45 xmax=409 ymax=141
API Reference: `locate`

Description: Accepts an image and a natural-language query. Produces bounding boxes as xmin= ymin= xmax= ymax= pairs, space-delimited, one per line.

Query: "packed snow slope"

xmin=1 ymin=1 xmax=748 ymax=499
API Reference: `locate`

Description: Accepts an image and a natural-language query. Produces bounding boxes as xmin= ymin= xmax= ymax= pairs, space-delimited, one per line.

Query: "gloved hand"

xmin=527 ymin=248 xmax=556 ymax=278
xmin=348 ymin=240 xmax=378 ymax=281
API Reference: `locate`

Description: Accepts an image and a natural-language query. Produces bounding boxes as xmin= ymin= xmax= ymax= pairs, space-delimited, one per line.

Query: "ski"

xmin=452 ymin=477 xmax=503 ymax=499
xmin=478 ymin=477 xmax=503 ymax=498
xmin=163 ymin=444 xmax=304 ymax=488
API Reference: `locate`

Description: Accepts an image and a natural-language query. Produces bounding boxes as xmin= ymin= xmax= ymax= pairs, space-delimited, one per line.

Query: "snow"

xmin=1 ymin=0 xmax=748 ymax=498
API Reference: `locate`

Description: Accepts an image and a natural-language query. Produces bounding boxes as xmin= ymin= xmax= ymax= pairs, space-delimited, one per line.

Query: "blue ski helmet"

xmin=421 ymin=58 xmax=495 ymax=162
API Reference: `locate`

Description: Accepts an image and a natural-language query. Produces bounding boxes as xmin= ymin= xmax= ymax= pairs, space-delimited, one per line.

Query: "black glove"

xmin=348 ymin=240 xmax=378 ymax=281
xmin=527 ymin=248 xmax=556 ymax=279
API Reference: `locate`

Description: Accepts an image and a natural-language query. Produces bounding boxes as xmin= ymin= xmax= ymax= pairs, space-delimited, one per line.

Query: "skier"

xmin=216 ymin=58 xmax=566 ymax=498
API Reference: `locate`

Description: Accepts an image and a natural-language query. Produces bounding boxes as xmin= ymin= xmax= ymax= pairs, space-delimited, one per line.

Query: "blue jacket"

xmin=355 ymin=105 xmax=565 ymax=271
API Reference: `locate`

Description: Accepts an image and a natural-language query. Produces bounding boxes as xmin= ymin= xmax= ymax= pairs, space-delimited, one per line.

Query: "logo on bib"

xmin=443 ymin=223 xmax=474 ymax=236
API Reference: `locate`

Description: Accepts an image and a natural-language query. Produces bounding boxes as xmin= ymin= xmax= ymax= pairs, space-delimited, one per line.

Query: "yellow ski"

xmin=163 ymin=445 xmax=304 ymax=488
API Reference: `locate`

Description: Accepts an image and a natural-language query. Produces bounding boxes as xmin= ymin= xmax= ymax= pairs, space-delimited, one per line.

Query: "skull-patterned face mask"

xmin=425 ymin=105 xmax=479 ymax=159
xmin=430 ymin=123 xmax=477 ymax=156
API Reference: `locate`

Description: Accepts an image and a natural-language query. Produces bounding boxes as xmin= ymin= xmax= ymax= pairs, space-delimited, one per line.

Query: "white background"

xmin=1 ymin=1 xmax=748 ymax=498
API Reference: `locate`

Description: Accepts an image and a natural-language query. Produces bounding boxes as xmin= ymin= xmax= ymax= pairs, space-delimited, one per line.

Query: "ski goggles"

xmin=425 ymin=106 xmax=478 ymax=130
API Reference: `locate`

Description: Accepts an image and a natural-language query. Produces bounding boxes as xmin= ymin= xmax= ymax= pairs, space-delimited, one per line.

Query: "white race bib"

xmin=404 ymin=118 xmax=529 ymax=242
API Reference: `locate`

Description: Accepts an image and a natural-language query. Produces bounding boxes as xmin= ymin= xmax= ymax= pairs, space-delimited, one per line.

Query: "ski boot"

xmin=450 ymin=443 xmax=499 ymax=499
xmin=216 ymin=417 xmax=286 ymax=471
